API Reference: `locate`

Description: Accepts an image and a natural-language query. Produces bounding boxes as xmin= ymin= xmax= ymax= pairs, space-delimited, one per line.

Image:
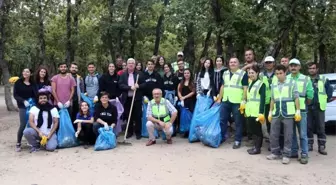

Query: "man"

xmin=116 ymin=55 xmax=124 ymax=72
xmin=146 ymin=88 xmax=178 ymax=146
xmin=84 ymin=63 xmax=100 ymax=103
xmin=23 ymin=92 xmax=59 ymax=152
xmin=171 ymin=51 xmax=189 ymax=73
xmin=119 ymin=58 xmax=146 ymax=139
xmin=143 ymin=60 xmax=164 ymax=100
xmin=242 ymin=48 xmax=257 ymax=71
xmin=287 ymin=58 xmax=314 ymax=164
xmin=307 ymin=62 xmax=332 ymax=155
xmin=267 ymin=65 xmax=301 ymax=164
xmin=51 ymin=63 xmax=76 ymax=110
xmin=175 ymin=60 xmax=186 ymax=82
xmin=280 ymin=57 xmax=290 ymax=74
xmin=217 ymin=57 xmax=248 ymax=149
xmin=69 ymin=62 xmax=84 ymax=122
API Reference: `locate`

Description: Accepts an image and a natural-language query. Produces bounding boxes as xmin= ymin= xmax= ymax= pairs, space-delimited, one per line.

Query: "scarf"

xmin=36 ymin=103 xmax=53 ymax=129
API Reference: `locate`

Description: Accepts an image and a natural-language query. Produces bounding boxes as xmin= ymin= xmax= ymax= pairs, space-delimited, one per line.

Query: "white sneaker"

xmin=266 ymin=154 xmax=280 ymax=160
xmin=282 ymin=157 xmax=290 ymax=164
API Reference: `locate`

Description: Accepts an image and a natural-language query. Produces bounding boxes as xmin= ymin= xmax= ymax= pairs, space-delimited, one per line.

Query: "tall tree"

xmin=153 ymin=0 xmax=169 ymax=55
xmin=65 ymin=0 xmax=72 ymax=65
xmin=37 ymin=0 xmax=46 ymax=65
xmin=71 ymin=0 xmax=82 ymax=63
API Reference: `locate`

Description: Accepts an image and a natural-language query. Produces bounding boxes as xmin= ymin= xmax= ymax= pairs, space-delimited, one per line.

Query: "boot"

xmin=308 ymin=144 xmax=313 ymax=152
xmin=248 ymin=136 xmax=262 ymax=155
xmin=318 ymin=145 xmax=327 ymax=155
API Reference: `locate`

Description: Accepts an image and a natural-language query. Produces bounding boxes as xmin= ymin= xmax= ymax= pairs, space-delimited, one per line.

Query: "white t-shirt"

xmin=201 ymin=72 xmax=210 ymax=90
xmin=29 ymin=106 xmax=60 ymax=135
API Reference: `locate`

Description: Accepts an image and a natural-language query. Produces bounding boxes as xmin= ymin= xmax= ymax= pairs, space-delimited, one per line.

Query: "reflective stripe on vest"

xmin=222 ymin=69 xmax=245 ymax=103
xmin=272 ymin=79 xmax=296 ymax=118
xmin=318 ymin=75 xmax=328 ymax=111
xmin=151 ymin=98 xmax=171 ymax=122
xmin=287 ymin=74 xmax=309 ymax=111
xmin=246 ymin=80 xmax=263 ymax=117
xmin=261 ymin=74 xmax=277 ymax=105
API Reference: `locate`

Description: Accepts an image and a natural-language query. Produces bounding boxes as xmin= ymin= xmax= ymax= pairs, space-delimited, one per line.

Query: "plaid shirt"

xmin=146 ymin=98 xmax=177 ymax=119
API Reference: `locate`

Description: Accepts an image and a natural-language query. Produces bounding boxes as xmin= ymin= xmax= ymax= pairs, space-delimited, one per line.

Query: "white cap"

xmin=264 ymin=56 xmax=275 ymax=62
xmin=177 ymin=51 xmax=184 ymax=56
xmin=289 ymin=58 xmax=301 ymax=65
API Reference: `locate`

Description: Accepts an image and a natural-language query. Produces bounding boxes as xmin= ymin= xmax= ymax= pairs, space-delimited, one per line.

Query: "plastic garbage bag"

xmin=80 ymin=93 xmax=95 ymax=114
xmin=198 ymin=104 xmax=222 ymax=148
xmin=179 ymin=107 xmax=193 ymax=132
xmin=26 ymin=98 xmax=36 ymax=128
xmin=109 ymin=98 xmax=124 ymax=135
xmin=94 ymin=127 xmax=117 ymax=151
xmin=57 ymin=108 xmax=79 ymax=148
xmin=141 ymin=101 xmax=158 ymax=138
xmin=164 ymin=90 xmax=176 ymax=106
xmin=188 ymin=95 xmax=213 ymax=142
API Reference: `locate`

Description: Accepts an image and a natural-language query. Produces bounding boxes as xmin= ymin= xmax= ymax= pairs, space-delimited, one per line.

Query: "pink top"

xmin=51 ymin=74 xmax=76 ymax=104
xmin=128 ymin=73 xmax=135 ymax=97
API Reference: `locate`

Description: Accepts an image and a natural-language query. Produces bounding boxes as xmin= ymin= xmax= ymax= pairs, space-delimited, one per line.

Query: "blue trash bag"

xmin=179 ymin=107 xmax=193 ymax=132
xmin=25 ymin=98 xmax=36 ymax=128
xmin=80 ymin=93 xmax=95 ymax=114
xmin=57 ymin=108 xmax=79 ymax=148
xmin=94 ymin=127 xmax=117 ymax=151
xmin=198 ymin=104 xmax=222 ymax=148
xmin=188 ymin=95 xmax=213 ymax=142
xmin=109 ymin=98 xmax=124 ymax=135
xmin=164 ymin=90 xmax=176 ymax=106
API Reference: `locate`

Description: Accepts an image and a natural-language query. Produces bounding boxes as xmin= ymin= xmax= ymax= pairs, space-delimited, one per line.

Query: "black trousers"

xmin=71 ymin=100 xmax=79 ymax=122
xmin=307 ymin=107 xmax=326 ymax=146
xmin=78 ymin=123 xmax=95 ymax=144
xmin=123 ymin=98 xmax=142 ymax=136
xmin=265 ymin=104 xmax=271 ymax=133
xmin=247 ymin=117 xmax=262 ymax=137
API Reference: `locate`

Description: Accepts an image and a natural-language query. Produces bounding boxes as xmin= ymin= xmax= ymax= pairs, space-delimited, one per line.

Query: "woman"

xmin=74 ymin=101 xmax=95 ymax=149
xmin=245 ymin=64 xmax=266 ymax=155
xmin=13 ymin=68 xmax=38 ymax=152
xmin=35 ymin=66 xmax=51 ymax=90
xmin=117 ymin=62 xmax=127 ymax=76
xmin=163 ymin=63 xmax=179 ymax=105
xmin=98 ymin=63 xmax=120 ymax=99
xmin=195 ymin=57 xmax=206 ymax=81
xmin=214 ymin=56 xmax=227 ymax=97
xmin=93 ymin=92 xmax=118 ymax=138
xmin=136 ymin=61 xmax=144 ymax=72
xmin=178 ymin=69 xmax=196 ymax=113
xmin=155 ymin=56 xmax=165 ymax=77
xmin=196 ymin=58 xmax=215 ymax=98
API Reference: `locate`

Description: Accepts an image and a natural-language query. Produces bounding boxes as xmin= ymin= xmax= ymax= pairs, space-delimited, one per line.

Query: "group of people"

xmin=13 ymin=50 xmax=333 ymax=165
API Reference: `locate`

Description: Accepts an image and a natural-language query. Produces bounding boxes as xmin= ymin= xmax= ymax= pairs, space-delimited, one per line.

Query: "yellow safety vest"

xmin=272 ymin=79 xmax=296 ymax=118
xmin=151 ymin=98 xmax=171 ymax=122
xmin=246 ymin=80 xmax=263 ymax=117
xmin=287 ymin=74 xmax=310 ymax=111
xmin=317 ymin=75 xmax=328 ymax=111
xmin=259 ymin=73 xmax=277 ymax=105
xmin=222 ymin=69 xmax=245 ymax=103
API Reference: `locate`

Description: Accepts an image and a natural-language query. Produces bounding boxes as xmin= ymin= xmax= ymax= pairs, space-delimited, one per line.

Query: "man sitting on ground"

xmin=146 ymin=88 xmax=177 ymax=146
xmin=23 ymin=92 xmax=60 ymax=152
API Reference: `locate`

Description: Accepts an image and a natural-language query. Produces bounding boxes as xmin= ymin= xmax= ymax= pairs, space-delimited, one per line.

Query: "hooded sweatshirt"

xmin=214 ymin=67 xmax=227 ymax=96
xmin=143 ymin=70 xmax=164 ymax=99
xmin=163 ymin=73 xmax=179 ymax=91
xmin=98 ymin=72 xmax=120 ymax=99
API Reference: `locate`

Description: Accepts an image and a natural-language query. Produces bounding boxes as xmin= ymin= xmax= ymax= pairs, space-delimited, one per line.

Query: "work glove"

xmin=64 ymin=101 xmax=71 ymax=108
xmin=238 ymin=101 xmax=246 ymax=114
xmin=57 ymin=102 xmax=64 ymax=109
xmin=40 ymin=136 xmax=48 ymax=146
xmin=174 ymin=96 xmax=178 ymax=104
xmin=256 ymin=114 xmax=265 ymax=124
xmin=213 ymin=96 xmax=217 ymax=101
xmin=84 ymin=92 xmax=88 ymax=96
xmin=206 ymin=90 xmax=211 ymax=97
xmin=110 ymin=124 xmax=116 ymax=129
xmin=9 ymin=76 xmax=19 ymax=84
xmin=103 ymin=123 xmax=109 ymax=131
xmin=24 ymin=100 xmax=30 ymax=108
xmin=75 ymin=130 xmax=80 ymax=138
xmin=74 ymin=119 xmax=81 ymax=124
xmin=196 ymin=94 xmax=201 ymax=99
xmin=93 ymin=96 xmax=99 ymax=103
xmin=268 ymin=111 xmax=272 ymax=122
xmin=144 ymin=96 xmax=149 ymax=104
xmin=181 ymin=100 xmax=185 ymax=107
xmin=294 ymin=110 xmax=301 ymax=122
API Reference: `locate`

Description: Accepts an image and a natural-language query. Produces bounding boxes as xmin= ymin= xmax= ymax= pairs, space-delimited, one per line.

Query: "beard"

xmin=60 ymin=70 xmax=67 ymax=74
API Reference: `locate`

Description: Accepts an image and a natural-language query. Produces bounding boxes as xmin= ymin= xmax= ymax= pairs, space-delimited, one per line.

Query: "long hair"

xmin=79 ymin=101 xmax=91 ymax=117
xmin=20 ymin=68 xmax=34 ymax=83
xmin=35 ymin=66 xmax=50 ymax=85
xmin=163 ymin=63 xmax=173 ymax=74
xmin=155 ymin=56 xmax=165 ymax=71
xmin=179 ymin=68 xmax=195 ymax=92
xmin=199 ymin=58 xmax=214 ymax=78
xmin=136 ymin=61 xmax=144 ymax=72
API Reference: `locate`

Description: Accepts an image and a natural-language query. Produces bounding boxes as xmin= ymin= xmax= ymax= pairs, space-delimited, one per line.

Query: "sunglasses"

xmin=264 ymin=61 xmax=273 ymax=64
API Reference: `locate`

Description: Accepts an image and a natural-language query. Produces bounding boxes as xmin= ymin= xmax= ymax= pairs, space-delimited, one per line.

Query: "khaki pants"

xmin=146 ymin=121 xmax=173 ymax=140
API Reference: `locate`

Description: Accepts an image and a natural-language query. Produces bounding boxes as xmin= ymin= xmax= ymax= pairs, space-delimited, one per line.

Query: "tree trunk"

xmin=270 ymin=27 xmax=290 ymax=59
xmin=37 ymin=0 xmax=46 ymax=65
xmin=291 ymin=27 xmax=298 ymax=58
xmin=117 ymin=1 xmax=133 ymax=56
xmin=0 ymin=1 xmax=16 ymax=111
xmin=183 ymin=23 xmax=195 ymax=69
xmin=108 ymin=0 xmax=115 ymax=61
xmin=65 ymin=0 xmax=72 ymax=65
xmin=129 ymin=0 xmax=135 ymax=57
xmin=225 ymin=36 xmax=234 ymax=61
xmin=316 ymin=0 xmax=327 ymax=73
xmin=71 ymin=0 xmax=82 ymax=63
xmin=211 ymin=0 xmax=223 ymax=56
xmin=200 ymin=27 xmax=212 ymax=58
xmin=153 ymin=0 xmax=169 ymax=55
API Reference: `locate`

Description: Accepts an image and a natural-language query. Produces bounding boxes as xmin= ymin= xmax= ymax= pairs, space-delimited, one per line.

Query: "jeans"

xmin=17 ymin=108 xmax=27 ymax=144
xmin=292 ymin=112 xmax=308 ymax=156
xmin=270 ymin=117 xmax=293 ymax=157
xmin=220 ymin=102 xmax=243 ymax=143
xmin=307 ymin=108 xmax=326 ymax=146
xmin=23 ymin=128 xmax=58 ymax=151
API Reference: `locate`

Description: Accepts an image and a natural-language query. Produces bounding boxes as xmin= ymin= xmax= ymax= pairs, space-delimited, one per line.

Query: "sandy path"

xmin=0 ymin=96 xmax=335 ymax=185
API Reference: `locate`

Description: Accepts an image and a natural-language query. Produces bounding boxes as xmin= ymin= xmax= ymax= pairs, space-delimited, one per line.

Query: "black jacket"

xmin=163 ymin=73 xmax=179 ymax=92
xmin=98 ymin=73 xmax=120 ymax=99
xmin=118 ymin=70 xmax=146 ymax=103
xmin=94 ymin=102 xmax=118 ymax=125
xmin=143 ymin=71 xmax=164 ymax=99
xmin=13 ymin=79 xmax=38 ymax=109
xmin=213 ymin=67 xmax=227 ymax=95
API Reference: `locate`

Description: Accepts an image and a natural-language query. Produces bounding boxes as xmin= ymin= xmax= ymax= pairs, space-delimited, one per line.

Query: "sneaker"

xmin=290 ymin=154 xmax=299 ymax=158
xmin=318 ymin=146 xmax=327 ymax=155
xmin=83 ymin=144 xmax=89 ymax=149
xmin=308 ymin=144 xmax=313 ymax=152
xmin=232 ymin=141 xmax=241 ymax=149
xmin=282 ymin=157 xmax=290 ymax=164
xmin=167 ymin=138 xmax=173 ymax=144
xmin=248 ymin=148 xmax=261 ymax=155
xmin=146 ymin=140 xmax=156 ymax=146
xmin=136 ymin=135 xmax=142 ymax=140
xmin=30 ymin=147 xmax=40 ymax=153
xmin=300 ymin=155 xmax=309 ymax=164
xmin=267 ymin=154 xmax=280 ymax=160
xmin=15 ymin=143 xmax=21 ymax=152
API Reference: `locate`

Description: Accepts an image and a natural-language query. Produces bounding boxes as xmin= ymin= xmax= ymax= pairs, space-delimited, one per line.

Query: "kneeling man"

xmin=146 ymin=88 xmax=177 ymax=146
xmin=24 ymin=92 xmax=59 ymax=152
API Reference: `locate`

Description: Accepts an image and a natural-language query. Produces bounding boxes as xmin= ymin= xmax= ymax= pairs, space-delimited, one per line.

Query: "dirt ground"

xmin=0 ymin=93 xmax=335 ymax=185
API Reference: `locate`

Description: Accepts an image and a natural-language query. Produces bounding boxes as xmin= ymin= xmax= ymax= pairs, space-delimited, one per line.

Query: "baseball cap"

xmin=264 ymin=56 xmax=275 ymax=62
xmin=289 ymin=58 xmax=301 ymax=65
xmin=177 ymin=51 xmax=184 ymax=56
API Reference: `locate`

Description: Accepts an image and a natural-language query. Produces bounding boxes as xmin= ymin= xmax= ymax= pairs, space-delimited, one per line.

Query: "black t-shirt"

xmin=176 ymin=71 xmax=184 ymax=82
xmin=163 ymin=74 xmax=179 ymax=91
xmin=94 ymin=102 xmax=118 ymax=125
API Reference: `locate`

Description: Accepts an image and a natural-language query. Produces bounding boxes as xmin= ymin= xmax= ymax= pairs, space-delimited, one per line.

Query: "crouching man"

xmin=24 ymin=92 xmax=60 ymax=152
xmin=146 ymin=88 xmax=177 ymax=146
